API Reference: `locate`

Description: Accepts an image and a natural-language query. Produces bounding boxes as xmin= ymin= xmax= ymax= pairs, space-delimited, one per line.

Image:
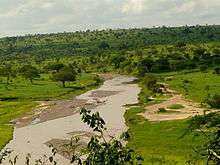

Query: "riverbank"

xmin=124 ymin=72 xmax=220 ymax=164
xmin=2 ymin=76 xmax=140 ymax=164
xmin=0 ymin=73 xmax=103 ymax=150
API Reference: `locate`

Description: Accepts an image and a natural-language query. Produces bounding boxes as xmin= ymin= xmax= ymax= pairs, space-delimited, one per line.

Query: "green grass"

xmin=0 ymin=101 xmax=37 ymax=148
xmin=167 ymin=104 xmax=185 ymax=110
xmin=0 ymin=73 xmax=103 ymax=149
xmin=163 ymin=71 xmax=220 ymax=103
xmin=125 ymin=107 xmax=207 ymax=165
xmin=0 ymin=73 xmax=101 ymax=100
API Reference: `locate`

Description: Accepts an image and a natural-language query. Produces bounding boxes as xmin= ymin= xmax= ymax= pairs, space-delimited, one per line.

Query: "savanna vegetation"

xmin=0 ymin=25 xmax=219 ymax=164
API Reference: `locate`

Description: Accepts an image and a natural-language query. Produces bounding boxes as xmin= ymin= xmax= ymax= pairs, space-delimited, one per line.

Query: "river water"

xmin=3 ymin=76 xmax=140 ymax=165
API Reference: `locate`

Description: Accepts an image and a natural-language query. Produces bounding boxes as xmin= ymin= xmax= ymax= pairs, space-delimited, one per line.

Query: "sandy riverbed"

xmin=2 ymin=76 xmax=140 ymax=165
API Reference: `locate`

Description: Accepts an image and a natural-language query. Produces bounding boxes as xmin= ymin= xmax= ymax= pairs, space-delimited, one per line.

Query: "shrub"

xmin=200 ymin=65 xmax=208 ymax=72
xmin=213 ymin=67 xmax=220 ymax=75
xmin=158 ymin=108 xmax=167 ymax=113
xmin=207 ymin=94 xmax=220 ymax=108
xmin=168 ymin=104 xmax=184 ymax=109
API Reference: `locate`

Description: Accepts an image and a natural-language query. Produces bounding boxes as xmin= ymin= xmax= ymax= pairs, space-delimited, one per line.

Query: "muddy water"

xmin=3 ymin=76 xmax=140 ymax=165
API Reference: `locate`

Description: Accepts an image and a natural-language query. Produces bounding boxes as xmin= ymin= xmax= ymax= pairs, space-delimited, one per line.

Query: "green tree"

xmin=137 ymin=58 xmax=154 ymax=76
xmin=52 ymin=66 xmax=77 ymax=87
xmin=186 ymin=113 xmax=220 ymax=164
xmin=44 ymin=63 xmax=64 ymax=72
xmin=98 ymin=41 xmax=110 ymax=49
xmin=0 ymin=64 xmax=16 ymax=84
xmin=19 ymin=65 xmax=40 ymax=84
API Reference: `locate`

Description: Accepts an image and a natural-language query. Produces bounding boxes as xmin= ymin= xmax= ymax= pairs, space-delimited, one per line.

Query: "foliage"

xmin=71 ymin=108 xmax=143 ymax=165
xmin=213 ymin=67 xmax=220 ymax=75
xmin=186 ymin=113 xmax=220 ymax=164
xmin=0 ymin=146 xmax=58 ymax=165
xmin=0 ymin=64 xmax=16 ymax=84
xmin=207 ymin=94 xmax=220 ymax=108
xmin=140 ymin=74 xmax=161 ymax=95
xmin=167 ymin=104 xmax=185 ymax=109
xmin=19 ymin=65 xmax=40 ymax=84
xmin=1 ymin=25 xmax=220 ymax=60
xmin=0 ymin=73 xmax=102 ymax=151
xmin=125 ymin=107 xmax=207 ymax=164
xmin=52 ymin=66 xmax=77 ymax=87
xmin=44 ymin=63 xmax=64 ymax=72
xmin=158 ymin=108 xmax=167 ymax=113
xmin=163 ymin=71 xmax=220 ymax=103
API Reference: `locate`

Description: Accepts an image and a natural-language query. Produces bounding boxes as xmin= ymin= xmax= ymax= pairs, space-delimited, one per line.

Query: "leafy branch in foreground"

xmin=185 ymin=112 xmax=220 ymax=165
xmin=0 ymin=108 xmax=143 ymax=165
xmin=71 ymin=108 xmax=143 ymax=165
xmin=0 ymin=146 xmax=57 ymax=165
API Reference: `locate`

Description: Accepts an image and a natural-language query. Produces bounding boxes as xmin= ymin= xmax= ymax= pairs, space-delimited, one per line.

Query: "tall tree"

xmin=0 ymin=64 xmax=16 ymax=84
xmin=52 ymin=66 xmax=77 ymax=87
xmin=19 ymin=65 xmax=40 ymax=84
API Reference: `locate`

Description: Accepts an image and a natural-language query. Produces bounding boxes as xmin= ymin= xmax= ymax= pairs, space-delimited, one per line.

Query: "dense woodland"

xmin=0 ymin=25 xmax=220 ymax=60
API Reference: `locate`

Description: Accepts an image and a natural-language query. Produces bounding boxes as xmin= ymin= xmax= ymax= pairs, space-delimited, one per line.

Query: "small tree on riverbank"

xmin=52 ymin=66 xmax=77 ymax=88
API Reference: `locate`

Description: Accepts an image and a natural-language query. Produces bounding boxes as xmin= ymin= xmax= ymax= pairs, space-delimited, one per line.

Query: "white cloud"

xmin=0 ymin=0 xmax=219 ymax=37
xmin=122 ymin=0 xmax=146 ymax=14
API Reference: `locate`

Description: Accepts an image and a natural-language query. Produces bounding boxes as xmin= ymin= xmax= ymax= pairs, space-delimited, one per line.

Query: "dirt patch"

xmin=89 ymin=90 xmax=120 ymax=98
xmin=45 ymin=131 xmax=94 ymax=160
xmin=140 ymin=85 xmax=218 ymax=122
xmin=15 ymin=99 xmax=98 ymax=128
xmin=45 ymin=139 xmax=86 ymax=160
xmin=98 ymin=73 xmax=117 ymax=80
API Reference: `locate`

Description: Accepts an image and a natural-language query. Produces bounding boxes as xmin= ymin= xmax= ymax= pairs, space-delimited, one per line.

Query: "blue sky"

xmin=0 ymin=0 xmax=219 ymax=37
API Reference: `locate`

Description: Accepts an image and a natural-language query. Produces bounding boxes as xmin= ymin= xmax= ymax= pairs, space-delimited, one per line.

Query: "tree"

xmin=44 ymin=63 xmax=64 ymax=73
xmin=19 ymin=65 xmax=40 ymax=84
xmin=141 ymin=74 xmax=161 ymax=94
xmin=137 ymin=58 xmax=154 ymax=76
xmin=110 ymin=54 xmax=126 ymax=69
xmin=0 ymin=64 xmax=16 ymax=84
xmin=206 ymin=94 xmax=220 ymax=108
xmin=98 ymin=41 xmax=110 ymax=49
xmin=52 ymin=66 xmax=77 ymax=87
xmin=214 ymin=67 xmax=220 ymax=75
xmin=186 ymin=113 xmax=220 ymax=164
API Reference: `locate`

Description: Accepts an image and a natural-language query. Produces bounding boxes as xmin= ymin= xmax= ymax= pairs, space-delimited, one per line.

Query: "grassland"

xmin=162 ymin=70 xmax=220 ymax=103
xmin=0 ymin=73 xmax=102 ymax=149
xmin=125 ymin=107 xmax=207 ymax=165
xmin=124 ymin=70 xmax=220 ymax=164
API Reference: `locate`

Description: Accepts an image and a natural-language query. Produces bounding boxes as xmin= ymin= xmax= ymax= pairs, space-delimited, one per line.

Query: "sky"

xmin=0 ymin=0 xmax=220 ymax=37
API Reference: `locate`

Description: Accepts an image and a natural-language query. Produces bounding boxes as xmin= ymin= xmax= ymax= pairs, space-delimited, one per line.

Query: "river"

xmin=3 ymin=76 xmax=140 ymax=165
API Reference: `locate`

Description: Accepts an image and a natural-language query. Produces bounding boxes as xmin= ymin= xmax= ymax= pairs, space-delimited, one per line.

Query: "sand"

xmin=2 ymin=76 xmax=140 ymax=165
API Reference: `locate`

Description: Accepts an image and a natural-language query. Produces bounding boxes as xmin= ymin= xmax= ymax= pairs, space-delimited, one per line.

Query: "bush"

xmin=213 ymin=67 xmax=220 ymax=75
xmin=200 ymin=65 xmax=208 ymax=72
xmin=158 ymin=108 xmax=167 ymax=113
xmin=207 ymin=94 xmax=220 ymax=108
xmin=168 ymin=104 xmax=184 ymax=109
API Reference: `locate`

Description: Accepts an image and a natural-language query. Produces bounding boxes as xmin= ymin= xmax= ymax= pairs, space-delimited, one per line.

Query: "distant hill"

xmin=0 ymin=25 xmax=220 ymax=59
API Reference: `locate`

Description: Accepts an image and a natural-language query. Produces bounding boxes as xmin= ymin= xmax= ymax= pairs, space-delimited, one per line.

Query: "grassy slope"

xmin=125 ymin=107 xmax=206 ymax=165
xmin=0 ymin=73 xmax=102 ymax=149
xmin=163 ymin=70 xmax=220 ymax=103
xmin=124 ymin=71 xmax=220 ymax=164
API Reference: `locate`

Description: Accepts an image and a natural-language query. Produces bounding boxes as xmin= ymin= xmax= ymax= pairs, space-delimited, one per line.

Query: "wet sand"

xmin=3 ymin=76 xmax=140 ymax=165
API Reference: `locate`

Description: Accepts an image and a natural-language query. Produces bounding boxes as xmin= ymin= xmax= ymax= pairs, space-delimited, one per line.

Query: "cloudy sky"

xmin=0 ymin=0 xmax=219 ymax=37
